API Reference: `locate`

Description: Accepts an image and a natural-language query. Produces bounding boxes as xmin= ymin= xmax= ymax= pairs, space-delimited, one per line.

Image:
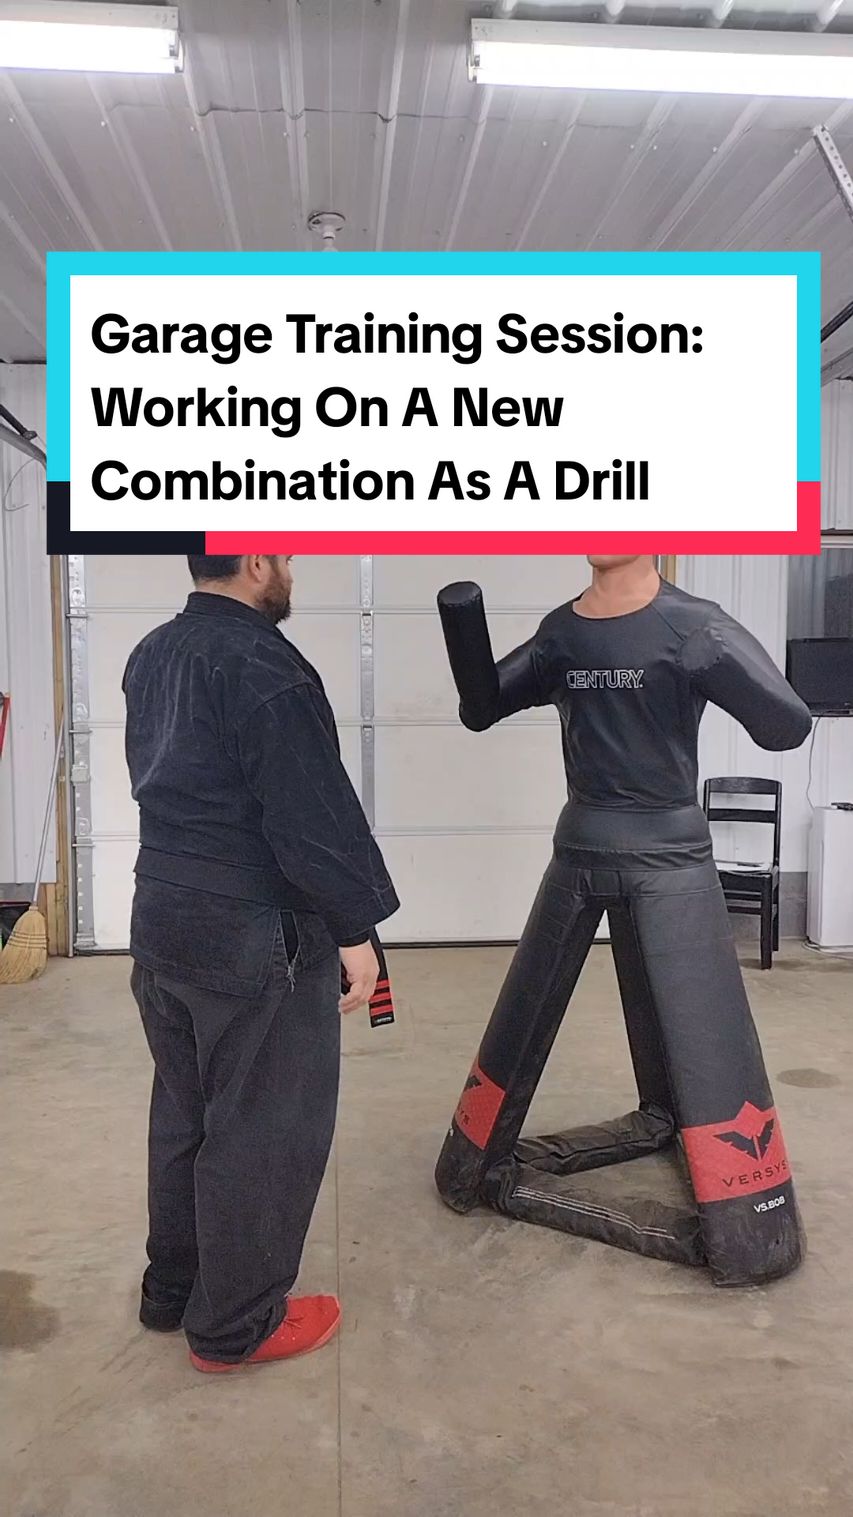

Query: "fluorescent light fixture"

xmin=0 ymin=2 xmax=182 ymax=74
xmin=469 ymin=18 xmax=853 ymax=101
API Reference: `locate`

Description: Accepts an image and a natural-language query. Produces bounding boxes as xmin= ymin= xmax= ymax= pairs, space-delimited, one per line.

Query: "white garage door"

xmin=68 ymin=554 xmax=590 ymax=949
xmin=371 ymin=556 xmax=588 ymax=940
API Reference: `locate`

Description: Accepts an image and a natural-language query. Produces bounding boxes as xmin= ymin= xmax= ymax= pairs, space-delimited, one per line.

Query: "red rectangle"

xmin=454 ymin=1060 xmax=506 ymax=1151
xmin=682 ymin=1102 xmax=791 ymax=1205
xmin=206 ymin=483 xmax=819 ymax=556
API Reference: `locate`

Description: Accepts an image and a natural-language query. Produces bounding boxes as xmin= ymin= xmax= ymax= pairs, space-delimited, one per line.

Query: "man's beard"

xmin=258 ymin=572 xmax=292 ymax=625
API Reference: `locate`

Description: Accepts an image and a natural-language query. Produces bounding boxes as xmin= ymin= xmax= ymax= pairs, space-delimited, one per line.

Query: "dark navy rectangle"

xmin=47 ymin=483 xmax=205 ymax=555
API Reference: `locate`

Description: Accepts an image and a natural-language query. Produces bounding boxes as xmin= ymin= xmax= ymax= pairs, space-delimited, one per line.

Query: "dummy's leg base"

xmin=435 ymin=1136 xmax=489 ymax=1214
xmin=474 ymin=1105 xmax=705 ymax=1270
xmin=435 ymin=1103 xmax=675 ymax=1215
xmin=483 ymin=1159 xmax=705 ymax=1268
xmin=515 ymin=1104 xmax=675 ymax=1176
xmin=436 ymin=823 xmax=806 ymax=1285
xmin=692 ymin=1193 xmax=807 ymax=1287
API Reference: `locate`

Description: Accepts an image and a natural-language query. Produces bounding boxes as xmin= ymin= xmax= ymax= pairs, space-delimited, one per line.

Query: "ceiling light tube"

xmin=0 ymin=2 xmax=182 ymax=75
xmin=469 ymin=17 xmax=853 ymax=100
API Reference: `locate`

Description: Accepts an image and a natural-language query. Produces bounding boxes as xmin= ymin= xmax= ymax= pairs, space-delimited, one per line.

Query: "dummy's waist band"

xmin=135 ymin=846 xmax=313 ymax=910
xmin=554 ymin=802 xmax=712 ymax=862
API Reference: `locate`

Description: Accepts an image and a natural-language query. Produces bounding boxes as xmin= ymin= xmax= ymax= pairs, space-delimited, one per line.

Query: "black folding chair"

xmin=702 ymin=777 xmax=782 ymax=970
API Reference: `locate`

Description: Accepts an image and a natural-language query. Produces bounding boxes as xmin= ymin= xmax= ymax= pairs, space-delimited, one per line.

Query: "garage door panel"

xmin=373 ymin=611 xmax=552 ymax=723
xmin=287 ymin=617 xmax=362 ymax=724
xmin=373 ymin=555 xmax=589 ymax=609
xmin=374 ymin=724 xmax=565 ymax=832
xmin=91 ymin=840 xmax=137 ymax=950
xmin=73 ymin=553 xmax=591 ymax=949
xmin=84 ymin=555 xmax=361 ymax=610
xmin=84 ymin=556 xmax=187 ymax=610
xmin=89 ymin=729 xmax=136 ymax=836
xmin=88 ymin=612 xmax=173 ymax=722
xmin=291 ymin=556 xmax=361 ymax=607
xmin=378 ymin=832 xmax=554 ymax=941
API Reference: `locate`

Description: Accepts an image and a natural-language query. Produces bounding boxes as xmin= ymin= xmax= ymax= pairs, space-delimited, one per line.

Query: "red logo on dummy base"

xmin=682 ymin=1102 xmax=790 ymax=1205
xmin=454 ymin=1061 xmax=506 ymax=1150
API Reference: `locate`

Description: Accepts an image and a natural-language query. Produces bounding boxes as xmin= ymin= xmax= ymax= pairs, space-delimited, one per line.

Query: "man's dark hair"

xmin=187 ymin=555 xmax=241 ymax=583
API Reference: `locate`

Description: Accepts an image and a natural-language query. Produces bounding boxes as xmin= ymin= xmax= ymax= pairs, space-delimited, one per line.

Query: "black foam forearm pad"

xmin=437 ymin=582 xmax=501 ymax=731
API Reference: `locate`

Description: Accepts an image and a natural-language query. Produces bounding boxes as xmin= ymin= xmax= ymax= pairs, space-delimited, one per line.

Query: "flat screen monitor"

xmin=786 ymin=639 xmax=853 ymax=715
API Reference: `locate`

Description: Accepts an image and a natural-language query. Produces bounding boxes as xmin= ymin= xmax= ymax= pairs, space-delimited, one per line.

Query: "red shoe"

xmin=189 ymin=1295 xmax=341 ymax=1374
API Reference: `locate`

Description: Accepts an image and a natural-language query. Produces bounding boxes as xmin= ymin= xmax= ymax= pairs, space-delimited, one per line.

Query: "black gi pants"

xmin=131 ymin=924 xmax=341 ymax=1362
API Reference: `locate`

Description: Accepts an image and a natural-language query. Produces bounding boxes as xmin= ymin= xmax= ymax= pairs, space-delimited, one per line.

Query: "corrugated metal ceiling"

xmin=1 ymin=0 xmax=852 ymax=367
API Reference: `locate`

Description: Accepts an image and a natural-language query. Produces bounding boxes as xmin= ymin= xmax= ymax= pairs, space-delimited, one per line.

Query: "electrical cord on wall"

xmin=1 ymin=458 xmax=37 ymax=513
xmin=0 ymin=395 xmax=46 ymax=511
xmin=805 ymin=716 xmax=823 ymax=811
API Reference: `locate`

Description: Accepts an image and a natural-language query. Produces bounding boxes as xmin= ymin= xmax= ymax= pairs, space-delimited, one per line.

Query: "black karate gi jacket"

xmin=123 ymin=592 xmax=398 ymax=996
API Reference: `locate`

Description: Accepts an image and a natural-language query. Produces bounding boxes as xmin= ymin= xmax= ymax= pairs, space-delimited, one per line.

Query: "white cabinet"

xmin=807 ymin=806 xmax=853 ymax=950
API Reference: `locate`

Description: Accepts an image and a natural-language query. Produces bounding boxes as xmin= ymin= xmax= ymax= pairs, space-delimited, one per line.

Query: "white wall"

xmin=822 ymin=380 xmax=853 ymax=531
xmin=679 ymin=555 xmax=789 ymax=865
xmin=0 ymin=365 xmax=55 ymax=891
xmin=681 ymin=380 xmax=853 ymax=876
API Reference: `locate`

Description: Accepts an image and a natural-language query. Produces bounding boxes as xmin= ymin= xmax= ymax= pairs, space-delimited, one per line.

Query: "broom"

xmin=0 ymin=726 xmax=63 ymax=985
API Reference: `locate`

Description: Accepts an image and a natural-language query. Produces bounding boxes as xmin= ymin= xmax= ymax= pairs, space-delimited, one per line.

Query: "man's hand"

xmin=339 ymin=941 xmax=379 ymax=1015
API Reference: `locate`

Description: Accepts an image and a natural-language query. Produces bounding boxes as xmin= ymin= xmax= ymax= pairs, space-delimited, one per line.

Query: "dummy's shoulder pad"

xmin=677 ymin=620 xmax=724 ymax=677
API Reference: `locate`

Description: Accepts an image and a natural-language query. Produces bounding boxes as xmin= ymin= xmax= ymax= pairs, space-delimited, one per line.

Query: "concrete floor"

xmin=2 ymin=941 xmax=853 ymax=1517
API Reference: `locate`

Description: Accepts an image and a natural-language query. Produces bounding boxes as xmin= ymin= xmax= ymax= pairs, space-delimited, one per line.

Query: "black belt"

xmin=135 ymin=846 xmax=313 ymax=910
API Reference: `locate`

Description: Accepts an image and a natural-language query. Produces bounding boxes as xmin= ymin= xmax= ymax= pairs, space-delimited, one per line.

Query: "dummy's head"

xmin=586 ymin=554 xmax=646 ymax=570
xmin=187 ymin=554 xmax=293 ymax=625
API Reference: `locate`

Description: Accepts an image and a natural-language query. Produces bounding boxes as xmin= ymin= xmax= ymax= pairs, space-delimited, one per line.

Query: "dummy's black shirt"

xmin=123 ymin=592 xmax=398 ymax=993
xmin=527 ymin=580 xmax=812 ymax=809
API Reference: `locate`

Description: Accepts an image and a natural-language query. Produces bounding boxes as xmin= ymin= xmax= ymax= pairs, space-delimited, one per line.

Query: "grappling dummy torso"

xmin=436 ymin=576 xmax=812 ymax=1287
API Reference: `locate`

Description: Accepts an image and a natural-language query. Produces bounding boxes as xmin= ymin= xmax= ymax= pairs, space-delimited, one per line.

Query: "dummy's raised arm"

xmin=438 ymin=582 xmax=543 ymax=731
xmin=681 ymin=606 xmax=812 ymax=752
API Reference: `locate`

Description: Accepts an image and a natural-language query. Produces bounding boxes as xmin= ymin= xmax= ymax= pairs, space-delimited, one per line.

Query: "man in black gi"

xmin=123 ymin=554 xmax=398 ymax=1373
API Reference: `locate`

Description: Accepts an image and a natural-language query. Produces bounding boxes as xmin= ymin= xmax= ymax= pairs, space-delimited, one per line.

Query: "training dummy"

xmin=435 ymin=555 xmax=811 ymax=1286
